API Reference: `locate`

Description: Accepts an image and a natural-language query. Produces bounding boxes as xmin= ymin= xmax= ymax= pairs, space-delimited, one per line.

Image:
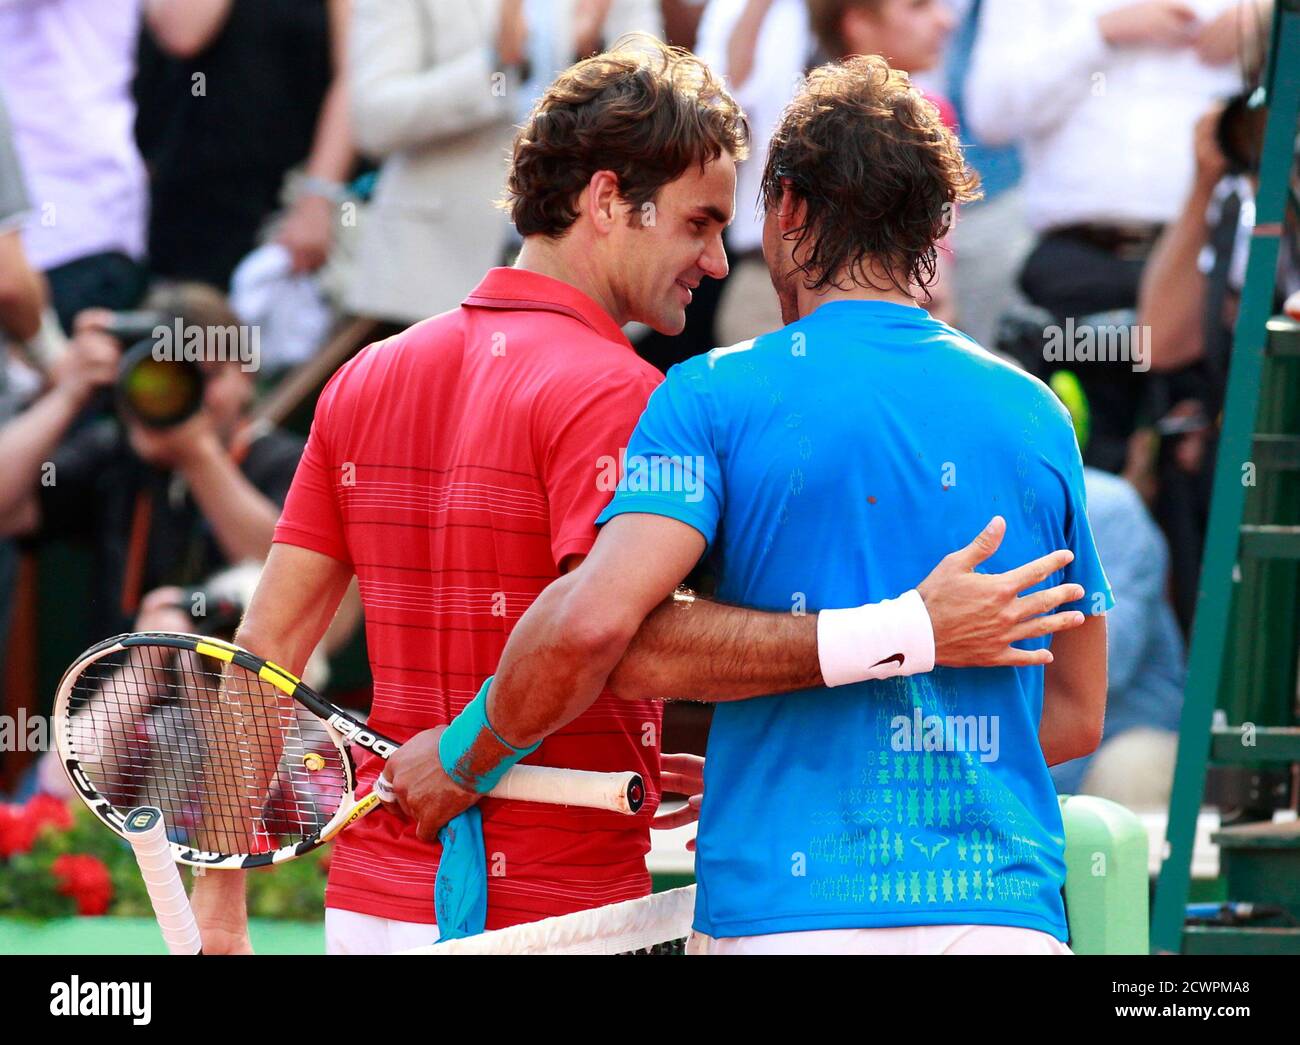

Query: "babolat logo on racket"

xmin=328 ymin=713 xmax=399 ymax=757
xmin=178 ymin=847 xmax=234 ymax=865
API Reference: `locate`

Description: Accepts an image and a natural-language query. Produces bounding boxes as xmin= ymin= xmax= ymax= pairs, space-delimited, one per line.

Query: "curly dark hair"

xmin=504 ymin=34 xmax=749 ymax=238
xmin=760 ymin=55 xmax=982 ymax=298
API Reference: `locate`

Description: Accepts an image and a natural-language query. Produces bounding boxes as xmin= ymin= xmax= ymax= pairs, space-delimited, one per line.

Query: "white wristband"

xmin=816 ymin=589 xmax=936 ymax=687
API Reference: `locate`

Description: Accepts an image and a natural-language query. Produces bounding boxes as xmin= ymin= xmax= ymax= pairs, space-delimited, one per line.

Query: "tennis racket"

xmin=54 ymin=632 xmax=646 ymax=869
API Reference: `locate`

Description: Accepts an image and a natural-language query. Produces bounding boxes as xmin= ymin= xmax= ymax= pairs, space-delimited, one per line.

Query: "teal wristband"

xmin=438 ymin=676 xmax=541 ymax=794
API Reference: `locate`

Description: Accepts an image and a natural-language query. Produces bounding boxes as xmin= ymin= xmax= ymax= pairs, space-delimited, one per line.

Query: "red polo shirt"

xmin=274 ymin=268 xmax=666 ymax=927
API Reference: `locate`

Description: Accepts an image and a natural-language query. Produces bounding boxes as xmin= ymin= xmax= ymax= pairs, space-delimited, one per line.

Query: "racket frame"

xmin=54 ymin=631 xmax=379 ymax=869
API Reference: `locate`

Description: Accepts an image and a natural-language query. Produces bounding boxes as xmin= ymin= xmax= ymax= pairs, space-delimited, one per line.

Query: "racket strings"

xmin=66 ymin=645 xmax=350 ymax=857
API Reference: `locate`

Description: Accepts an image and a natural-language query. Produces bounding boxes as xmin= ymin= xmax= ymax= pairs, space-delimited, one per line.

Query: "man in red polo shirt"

xmin=191 ymin=38 xmax=1084 ymax=954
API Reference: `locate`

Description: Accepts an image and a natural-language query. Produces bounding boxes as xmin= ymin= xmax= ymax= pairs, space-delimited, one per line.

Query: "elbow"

xmin=969 ymin=114 xmax=1014 ymax=149
xmin=961 ymin=85 xmax=1015 ymax=147
xmin=1137 ymin=299 xmax=1201 ymax=373
xmin=549 ymin=584 xmax=641 ymax=680
xmin=556 ymin=606 xmax=639 ymax=674
xmin=0 ymin=279 xmax=41 ymax=341
xmin=348 ymin=94 xmax=401 ymax=160
xmin=162 ymin=35 xmax=207 ymax=62
xmin=1076 ymin=716 xmax=1105 ymax=761
xmin=1064 ymin=700 xmax=1106 ymax=762
xmin=147 ymin=20 xmax=213 ymax=61
xmin=1149 ymin=332 xmax=1204 ymax=373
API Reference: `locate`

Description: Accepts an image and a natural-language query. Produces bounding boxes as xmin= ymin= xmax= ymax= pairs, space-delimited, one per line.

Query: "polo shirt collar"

xmin=463 ymin=268 xmax=631 ymax=347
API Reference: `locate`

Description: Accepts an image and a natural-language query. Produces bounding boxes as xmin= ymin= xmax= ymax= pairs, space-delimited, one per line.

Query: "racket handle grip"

xmin=488 ymin=765 xmax=646 ymax=815
xmin=124 ymin=807 xmax=203 ymax=955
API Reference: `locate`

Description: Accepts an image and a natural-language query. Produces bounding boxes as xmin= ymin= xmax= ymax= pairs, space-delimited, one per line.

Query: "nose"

xmin=700 ymin=234 xmax=729 ymax=281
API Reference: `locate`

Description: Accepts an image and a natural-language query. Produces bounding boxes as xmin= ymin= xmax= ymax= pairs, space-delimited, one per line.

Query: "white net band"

xmin=403 ymin=885 xmax=701 ymax=955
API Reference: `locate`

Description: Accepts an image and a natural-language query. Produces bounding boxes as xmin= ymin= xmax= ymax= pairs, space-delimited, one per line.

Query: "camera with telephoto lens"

xmin=105 ymin=310 xmax=206 ymax=429
xmin=1216 ymin=92 xmax=1268 ymax=175
xmin=176 ymin=585 xmax=245 ymax=636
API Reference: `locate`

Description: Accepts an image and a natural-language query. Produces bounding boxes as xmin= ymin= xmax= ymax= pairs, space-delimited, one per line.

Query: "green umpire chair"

xmin=1060 ymin=794 xmax=1149 ymax=954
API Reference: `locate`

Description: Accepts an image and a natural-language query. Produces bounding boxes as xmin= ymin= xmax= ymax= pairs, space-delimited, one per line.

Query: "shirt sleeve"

xmin=273 ymin=377 xmax=351 ymax=566
xmin=0 ymin=86 xmax=30 ymax=231
xmin=593 ymin=360 xmax=725 ymax=551
xmin=1053 ymin=408 xmax=1115 ymax=617
xmin=36 ymin=419 xmax=119 ymax=540
xmin=538 ymin=367 xmax=662 ymax=569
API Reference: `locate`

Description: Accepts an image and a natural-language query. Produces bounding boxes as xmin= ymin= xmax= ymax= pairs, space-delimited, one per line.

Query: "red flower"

xmin=25 ymin=794 xmax=73 ymax=834
xmin=51 ymin=854 xmax=113 ymax=916
xmin=0 ymin=804 xmax=39 ymax=858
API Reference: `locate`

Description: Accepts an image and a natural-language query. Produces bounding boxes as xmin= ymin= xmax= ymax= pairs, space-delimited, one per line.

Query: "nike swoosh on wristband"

xmin=872 ymin=653 xmax=905 ymax=668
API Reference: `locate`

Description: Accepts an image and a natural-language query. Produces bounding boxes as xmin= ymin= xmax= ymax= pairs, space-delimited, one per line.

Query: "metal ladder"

xmin=1150 ymin=0 xmax=1300 ymax=954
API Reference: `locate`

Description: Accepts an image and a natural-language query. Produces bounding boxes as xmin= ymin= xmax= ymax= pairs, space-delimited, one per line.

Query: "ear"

xmin=775 ymin=181 xmax=805 ymax=234
xmin=584 ymin=170 xmax=623 ymax=234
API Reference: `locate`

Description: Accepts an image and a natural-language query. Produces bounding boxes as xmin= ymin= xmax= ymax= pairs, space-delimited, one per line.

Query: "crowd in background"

xmin=0 ymin=0 xmax=1295 ymax=813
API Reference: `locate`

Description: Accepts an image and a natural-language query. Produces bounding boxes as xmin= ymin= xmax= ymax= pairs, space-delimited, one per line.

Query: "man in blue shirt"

xmin=386 ymin=53 xmax=1109 ymax=954
xmin=604 ymin=283 xmax=1111 ymax=947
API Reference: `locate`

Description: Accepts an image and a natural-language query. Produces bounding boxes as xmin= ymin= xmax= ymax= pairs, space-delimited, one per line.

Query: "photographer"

xmin=1136 ymin=93 xmax=1299 ymax=630
xmin=0 ymin=284 xmax=304 ymax=642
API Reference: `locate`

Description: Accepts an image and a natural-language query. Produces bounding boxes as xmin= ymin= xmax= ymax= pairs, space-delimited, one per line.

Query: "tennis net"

xmin=404 ymin=885 xmax=701 ymax=955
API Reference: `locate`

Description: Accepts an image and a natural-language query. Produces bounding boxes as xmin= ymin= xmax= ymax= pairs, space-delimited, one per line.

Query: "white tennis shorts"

xmin=702 ymin=924 xmax=1073 ymax=955
xmin=325 ymin=909 xmax=1072 ymax=956
xmin=325 ymin=908 xmax=440 ymax=955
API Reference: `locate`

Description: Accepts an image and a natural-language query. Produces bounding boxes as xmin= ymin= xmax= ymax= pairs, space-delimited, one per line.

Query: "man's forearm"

xmin=607 ymin=590 xmax=823 ymax=702
xmin=188 ymin=863 xmax=247 ymax=929
xmin=1138 ymin=178 xmax=1216 ymax=371
xmin=0 ymin=385 xmax=82 ymax=521
xmin=182 ymin=438 xmax=283 ymax=563
xmin=1038 ymin=616 xmax=1107 ymax=766
xmin=608 ymin=519 xmax=1084 ymax=703
xmin=484 ymin=570 xmax=638 ymax=748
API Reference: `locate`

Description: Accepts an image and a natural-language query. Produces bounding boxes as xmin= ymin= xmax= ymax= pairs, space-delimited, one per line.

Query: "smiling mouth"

xmin=675 ymin=279 xmax=696 ymax=301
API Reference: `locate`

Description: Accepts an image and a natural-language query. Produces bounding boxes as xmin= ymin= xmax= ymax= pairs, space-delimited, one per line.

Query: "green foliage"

xmin=0 ymin=800 xmax=326 ymax=921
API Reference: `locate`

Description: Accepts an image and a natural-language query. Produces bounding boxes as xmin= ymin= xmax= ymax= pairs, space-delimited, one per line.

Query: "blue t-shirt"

xmin=596 ymin=300 xmax=1114 ymax=941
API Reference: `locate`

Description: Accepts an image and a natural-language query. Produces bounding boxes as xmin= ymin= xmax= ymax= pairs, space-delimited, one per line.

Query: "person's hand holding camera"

xmin=48 ymin=312 xmax=121 ymax=410
xmin=1192 ymin=104 xmax=1228 ymax=191
xmin=134 ymin=585 xmax=194 ymax=635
